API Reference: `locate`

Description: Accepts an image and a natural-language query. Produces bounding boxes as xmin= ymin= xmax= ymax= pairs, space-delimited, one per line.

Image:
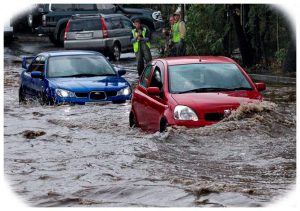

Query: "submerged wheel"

xmin=18 ymin=87 xmax=26 ymax=104
xmin=159 ymin=118 xmax=168 ymax=132
xmin=109 ymin=43 xmax=121 ymax=61
xmin=129 ymin=111 xmax=137 ymax=128
xmin=39 ymin=91 xmax=54 ymax=106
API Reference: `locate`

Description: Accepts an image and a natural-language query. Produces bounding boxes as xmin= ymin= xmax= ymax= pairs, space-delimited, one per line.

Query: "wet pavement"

xmin=3 ymin=39 xmax=296 ymax=207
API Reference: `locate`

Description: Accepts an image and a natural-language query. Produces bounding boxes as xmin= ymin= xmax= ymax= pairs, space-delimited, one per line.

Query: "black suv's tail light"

xmin=64 ymin=20 xmax=71 ymax=40
xmin=42 ymin=14 xmax=47 ymax=26
xmin=101 ymin=17 xmax=108 ymax=38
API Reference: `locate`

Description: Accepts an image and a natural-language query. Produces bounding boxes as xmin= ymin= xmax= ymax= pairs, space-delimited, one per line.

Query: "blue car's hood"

xmin=49 ymin=76 xmax=129 ymax=92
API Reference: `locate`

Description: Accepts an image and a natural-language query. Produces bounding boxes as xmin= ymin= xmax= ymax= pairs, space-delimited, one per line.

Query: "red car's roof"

xmin=159 ymin=56 xmax=236 ymax=66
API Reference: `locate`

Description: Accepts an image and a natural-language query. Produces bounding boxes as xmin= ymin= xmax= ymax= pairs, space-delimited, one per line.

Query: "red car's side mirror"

xmin=255 ymin=82 xmax=266 ymax=91
xmin=147 ymin=87 xmax=161 ymax=95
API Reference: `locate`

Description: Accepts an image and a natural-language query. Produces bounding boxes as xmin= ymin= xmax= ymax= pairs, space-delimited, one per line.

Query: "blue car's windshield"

xmin=168 ymin=63 xmax=253 ymax=94
xmin=47 ymin=55 xmax=116 ymax=78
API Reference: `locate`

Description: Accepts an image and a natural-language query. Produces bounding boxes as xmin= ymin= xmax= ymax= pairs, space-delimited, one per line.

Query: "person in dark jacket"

xmin=130 ymin=19 xmax=152 ymax=76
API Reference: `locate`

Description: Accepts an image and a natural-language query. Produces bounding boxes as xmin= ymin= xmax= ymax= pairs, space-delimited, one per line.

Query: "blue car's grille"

xmin=74 ymin=91 xmax=117 ymax=100
xmin=106 ymin=91 xmax=117 ymax=97
xmin=75 ymin=92 xmax=89 ymax=98
xmin=89 ymin=91 xmax=106 ymax=100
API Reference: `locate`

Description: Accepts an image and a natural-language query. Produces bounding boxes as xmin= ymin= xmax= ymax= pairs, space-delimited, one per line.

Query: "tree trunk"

xmin=229 ymin=5 xmax=254 ymax=67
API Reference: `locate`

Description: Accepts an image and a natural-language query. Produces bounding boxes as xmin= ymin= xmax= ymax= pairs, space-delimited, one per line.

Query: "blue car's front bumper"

xmin=54 ymin=94 xmax=131 ymax=105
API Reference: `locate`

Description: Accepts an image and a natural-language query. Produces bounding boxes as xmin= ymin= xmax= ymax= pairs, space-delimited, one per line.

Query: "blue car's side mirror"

xmin=22 ymin=57 xmax=28 ymax=69
xmin=118 ymin=69 xmax=126 ymax=76
xmin=31 ymin=71 xmax=43 ymax=79
xmin=22 ymin=56 xmax=35 ymax=69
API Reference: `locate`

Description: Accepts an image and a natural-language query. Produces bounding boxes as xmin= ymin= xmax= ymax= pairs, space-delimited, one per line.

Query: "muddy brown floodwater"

xmin=3 ymin=42 xmax=296 ymax=207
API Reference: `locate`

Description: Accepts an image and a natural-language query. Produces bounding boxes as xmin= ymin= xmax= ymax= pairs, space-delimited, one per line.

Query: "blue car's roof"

xmin=39 ymin=50 xmax=102 ymax=58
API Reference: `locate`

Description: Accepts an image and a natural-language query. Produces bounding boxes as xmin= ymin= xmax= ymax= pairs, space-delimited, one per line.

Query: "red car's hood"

xmin=171 ymin=90 xmax=263 ymax=116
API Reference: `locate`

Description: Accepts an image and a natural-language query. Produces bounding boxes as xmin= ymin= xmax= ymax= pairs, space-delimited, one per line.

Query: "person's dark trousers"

xmin=173 ymin=40 xmax=186 ymax=56
xmin=179 ymin=39 xmax=186 ymax=56
xmin=136 ymin=41 xmax=152 ymax=76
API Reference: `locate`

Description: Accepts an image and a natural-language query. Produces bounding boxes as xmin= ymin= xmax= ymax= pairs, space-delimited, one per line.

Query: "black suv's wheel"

xmin=129 ymin=111 xmax=137 ymax=128
xmin=109 ymin=43 xmax=121 ymax=61
xmin=57 ymin=27 xmax=66 ymax=47
xmin=19 ymin=87 xmax=26 ymax=104
xmin=159 ymin=118 xmax=168 ymax=132
xmin=49 ymin=34 xmax=59 ymax=45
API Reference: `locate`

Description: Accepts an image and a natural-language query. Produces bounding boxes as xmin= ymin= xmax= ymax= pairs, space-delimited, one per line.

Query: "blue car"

xmin=19 ymin=51 xmax=132 ymax=105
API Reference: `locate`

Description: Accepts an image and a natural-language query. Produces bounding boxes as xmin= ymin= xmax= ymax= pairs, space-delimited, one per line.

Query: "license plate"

xmin=76 ymin=32 xmax=92 ymax=39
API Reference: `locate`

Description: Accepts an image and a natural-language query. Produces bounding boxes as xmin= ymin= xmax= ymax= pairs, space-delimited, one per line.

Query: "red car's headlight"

xmin=174 ymin=105 xmax=199 ymax=121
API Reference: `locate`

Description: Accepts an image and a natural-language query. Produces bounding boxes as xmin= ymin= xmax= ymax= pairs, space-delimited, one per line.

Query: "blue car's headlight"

xmin=117 ymin=86 xmax=131 ymax=96
xmin=55 ymin=88 xmax=76 ymax=98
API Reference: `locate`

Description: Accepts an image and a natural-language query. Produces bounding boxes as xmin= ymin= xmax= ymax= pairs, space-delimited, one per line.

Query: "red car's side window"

xmin=140 ymin=65 xmax=152 ymax=88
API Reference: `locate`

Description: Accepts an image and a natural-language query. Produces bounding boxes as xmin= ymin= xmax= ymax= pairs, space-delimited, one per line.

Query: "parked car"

xmin=33 ymin=4 xmax=163 ymax=46
xmin=129 ymin=56 xmax=266 ymax=132
xmin=104 ymin=4 xmax=164 ymax=32
xmin=19 ymin=51 xmax=132 ymax=105
xmin=64 ymin=14 xmax=133 ymax=61
xmin=4 ymin=20 xmax=14 ymax=44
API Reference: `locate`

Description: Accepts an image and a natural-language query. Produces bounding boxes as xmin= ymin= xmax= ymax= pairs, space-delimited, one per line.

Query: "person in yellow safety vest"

xmin=162 ymin=15 xmax=175 ymax=56
xmin=171 ymin=11 xmax=186 ymax=56
xmin=130 ymin=19 xmax=152 ymax=76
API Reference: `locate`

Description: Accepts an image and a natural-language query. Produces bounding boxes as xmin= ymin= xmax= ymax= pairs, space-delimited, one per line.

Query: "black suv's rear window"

xmin=51 ymin=4 xmax=73 ymax=11
xmin=69 ymin=19 xmax=101 ymax=32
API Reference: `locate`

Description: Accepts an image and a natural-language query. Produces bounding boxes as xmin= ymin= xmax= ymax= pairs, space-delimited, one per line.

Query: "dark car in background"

xmin=64 ymin=14 xmax=134 ymax=61
xmin=31 ymin=4 xmax=164 ymax=47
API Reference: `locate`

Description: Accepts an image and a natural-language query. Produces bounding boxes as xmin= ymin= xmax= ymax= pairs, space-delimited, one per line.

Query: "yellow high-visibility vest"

xmin=132 ymin=28 xmax=151 ymax=53
xmin=172 ymin=22 xmax=181 ymax=43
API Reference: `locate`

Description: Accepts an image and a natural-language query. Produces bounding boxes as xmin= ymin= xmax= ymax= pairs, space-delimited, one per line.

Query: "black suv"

xmin=32 ymin=4 xmax=164 ymax=46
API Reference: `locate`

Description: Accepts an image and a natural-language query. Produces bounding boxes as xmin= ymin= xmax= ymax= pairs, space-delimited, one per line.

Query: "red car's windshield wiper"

xmin=231 ymin=87 xmax=253 ymax=90
xmin=175 ymin=87 xmax=234 ymax=94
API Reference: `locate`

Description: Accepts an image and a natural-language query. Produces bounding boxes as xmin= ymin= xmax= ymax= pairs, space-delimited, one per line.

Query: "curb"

xmin=249 ymin=74 xmax=296 ymax=84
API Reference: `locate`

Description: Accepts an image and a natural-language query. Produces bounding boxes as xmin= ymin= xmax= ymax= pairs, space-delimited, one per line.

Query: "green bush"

xmin=275 ymin=48 xmax=287 ymax=65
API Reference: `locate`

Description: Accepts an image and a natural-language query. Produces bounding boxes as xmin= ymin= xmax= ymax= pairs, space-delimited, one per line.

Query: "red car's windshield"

xmin=168 ymin=63 xmax=253 ymax=94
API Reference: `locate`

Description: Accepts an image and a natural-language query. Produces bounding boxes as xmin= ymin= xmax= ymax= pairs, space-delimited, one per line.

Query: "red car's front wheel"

xmin=129 ymin=111 xmax=137 ymax=128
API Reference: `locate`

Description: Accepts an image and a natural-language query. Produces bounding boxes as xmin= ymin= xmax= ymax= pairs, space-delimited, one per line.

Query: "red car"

xmin=129 ymin=56 xmax=266 ymax=132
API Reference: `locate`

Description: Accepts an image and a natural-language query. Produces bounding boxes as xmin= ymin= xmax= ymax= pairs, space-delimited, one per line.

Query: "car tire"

xmin=49 ymin=34 xmax=59 ymax=45
xmin=109 ymin=43 xmax=121 ymax=61
xmin=129 ymin=111 xmax=137 ymax=128
xmin=57 ymin=27 xmax=65 ymax=47
xmin=159 ymin=118 xmax=168 ymax=132
xmin=39 ymin=91 xmax=54 ymax=106
xmin=18 ymin=87 xmax=26 ymax=104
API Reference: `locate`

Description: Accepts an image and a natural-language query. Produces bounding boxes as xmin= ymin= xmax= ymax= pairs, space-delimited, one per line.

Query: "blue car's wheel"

xmin=18 ymin=87 xmax=26 ymax=104
xmin=39 ymin=91 xmax=54 ymax=106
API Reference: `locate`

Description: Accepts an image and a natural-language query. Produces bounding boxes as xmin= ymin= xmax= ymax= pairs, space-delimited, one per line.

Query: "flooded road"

xmin=3 ymin=40 xmax=296 ymax=207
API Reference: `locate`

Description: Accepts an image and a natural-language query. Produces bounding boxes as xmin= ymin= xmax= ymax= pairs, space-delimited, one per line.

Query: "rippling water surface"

xmin=3 ymin=49 xmax=296 ymax=207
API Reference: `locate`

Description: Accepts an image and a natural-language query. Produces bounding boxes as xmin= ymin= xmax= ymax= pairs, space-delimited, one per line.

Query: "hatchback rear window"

xmin=51 ymin=4 xmax=73 ymax=11
xmin=69 ymin=19 xmax=101 ymax=32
